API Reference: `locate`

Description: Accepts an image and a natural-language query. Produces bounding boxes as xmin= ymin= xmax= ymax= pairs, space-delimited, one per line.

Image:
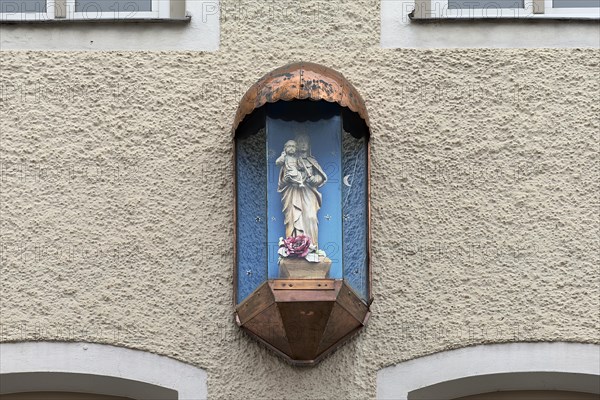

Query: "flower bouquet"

xmin=278 ymin=235 xmax=327 ymax=263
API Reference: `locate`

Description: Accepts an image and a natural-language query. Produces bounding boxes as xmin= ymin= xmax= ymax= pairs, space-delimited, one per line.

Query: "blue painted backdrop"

xmin=236 ymin=102 xmax=370 ymax=304
xmin=266 ymin=115 xmax=343 ymax=279
xmin=342 ymin=133 xmax=369 ymax=301
xmin=236 ymin=129 xmax=268 ymax=303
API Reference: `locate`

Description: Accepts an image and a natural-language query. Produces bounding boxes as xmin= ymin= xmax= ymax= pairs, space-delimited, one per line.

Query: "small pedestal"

xmin=278 ymin=257 xmax=332 ymax=279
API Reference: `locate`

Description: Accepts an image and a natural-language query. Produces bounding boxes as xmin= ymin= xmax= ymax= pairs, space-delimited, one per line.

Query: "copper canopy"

xmin=232 ymin=62 xmax=370 ymax=138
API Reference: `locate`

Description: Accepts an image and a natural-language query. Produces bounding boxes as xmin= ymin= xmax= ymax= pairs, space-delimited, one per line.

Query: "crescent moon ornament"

xmin=343 ymin=175 xmax=352 ymax=187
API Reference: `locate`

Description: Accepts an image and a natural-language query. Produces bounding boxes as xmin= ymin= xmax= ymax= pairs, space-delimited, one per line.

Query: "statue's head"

xmin=295 ymin=133 xmax=310 ymax=153
xmin=284 ymin=140 xmax=297 ymax=155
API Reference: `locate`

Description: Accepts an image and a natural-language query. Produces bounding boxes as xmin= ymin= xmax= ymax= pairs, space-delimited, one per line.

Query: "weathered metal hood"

xmin=233 ymin=62 xmax=370 ymax=138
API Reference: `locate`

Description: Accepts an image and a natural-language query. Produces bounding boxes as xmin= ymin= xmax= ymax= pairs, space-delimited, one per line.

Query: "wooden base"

xmin=278 ymin=257 xmax=332 ymax=279
xmin=235 ymin=279 xmax=370 ymax=365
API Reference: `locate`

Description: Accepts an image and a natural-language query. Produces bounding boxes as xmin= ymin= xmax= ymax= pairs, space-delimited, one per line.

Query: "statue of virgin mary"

xmin=277 ymin=133 xmax=327 ymax=246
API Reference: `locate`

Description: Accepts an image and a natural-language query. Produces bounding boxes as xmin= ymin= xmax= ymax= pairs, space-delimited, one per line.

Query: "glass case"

xmin=236 ymin=101 xmax=369 ymax=304
xmin=233 ymin=62 xmax=371 ymax=365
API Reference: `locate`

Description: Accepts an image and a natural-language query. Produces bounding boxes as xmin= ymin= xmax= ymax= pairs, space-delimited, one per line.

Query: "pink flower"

xmin=282 ymin=235 xmax=311 ymax=258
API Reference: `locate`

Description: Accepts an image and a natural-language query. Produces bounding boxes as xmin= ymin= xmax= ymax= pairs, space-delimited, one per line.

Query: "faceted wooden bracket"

xmin=235 ymin=279 xmax=370 ymax=366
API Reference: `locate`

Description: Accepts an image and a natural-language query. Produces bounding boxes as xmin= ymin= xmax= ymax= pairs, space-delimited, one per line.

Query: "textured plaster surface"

xmin=1 ymin=0 xmax=599 ymax=398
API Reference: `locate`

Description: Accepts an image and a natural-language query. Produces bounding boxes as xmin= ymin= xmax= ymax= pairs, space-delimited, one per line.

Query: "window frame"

xmin=68 ymin=0 xmax=161 ymax=21
xmin=0 ymin=0 xmax=175 ymax=21
xmin=416 ymin=0 xmax=600 ymax=19
xmin=544 ymin=0 xmax=600 ymax=18
xmin=429 ymin=0 xmax=534 ymax=18
xmin=0 ymin=0 xmax=55 ymax=21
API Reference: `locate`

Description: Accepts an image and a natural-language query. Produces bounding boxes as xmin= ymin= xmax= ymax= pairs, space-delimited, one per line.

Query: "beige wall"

xmin=1 ymin=0 xmax=599 ymax=398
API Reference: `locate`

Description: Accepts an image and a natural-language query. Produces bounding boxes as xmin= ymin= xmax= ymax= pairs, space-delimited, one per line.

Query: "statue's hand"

xmin=275 ymin=153 xmax=286 ymax=167
xmin=284 ymin=173 xmax=297 ymax=184
xmin=308 ymin=175 xmax=323 ymax=186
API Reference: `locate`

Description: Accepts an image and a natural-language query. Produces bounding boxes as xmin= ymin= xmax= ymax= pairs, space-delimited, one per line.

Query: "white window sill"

xmin=410 ymin=13 xmax=600 ymax=20
xmin=0 ymin=15 xmax=191 ymax=23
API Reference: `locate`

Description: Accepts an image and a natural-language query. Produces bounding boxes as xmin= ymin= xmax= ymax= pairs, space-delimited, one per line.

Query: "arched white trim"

xmin=0 ymin=342 xmax=207 ymax=400
xmin=377 ymin=342 xmax=600 ymax=400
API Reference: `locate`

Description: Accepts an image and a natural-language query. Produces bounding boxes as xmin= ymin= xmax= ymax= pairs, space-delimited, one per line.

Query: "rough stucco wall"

xmin=1 ymin=0 xmax=599 ymax=398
